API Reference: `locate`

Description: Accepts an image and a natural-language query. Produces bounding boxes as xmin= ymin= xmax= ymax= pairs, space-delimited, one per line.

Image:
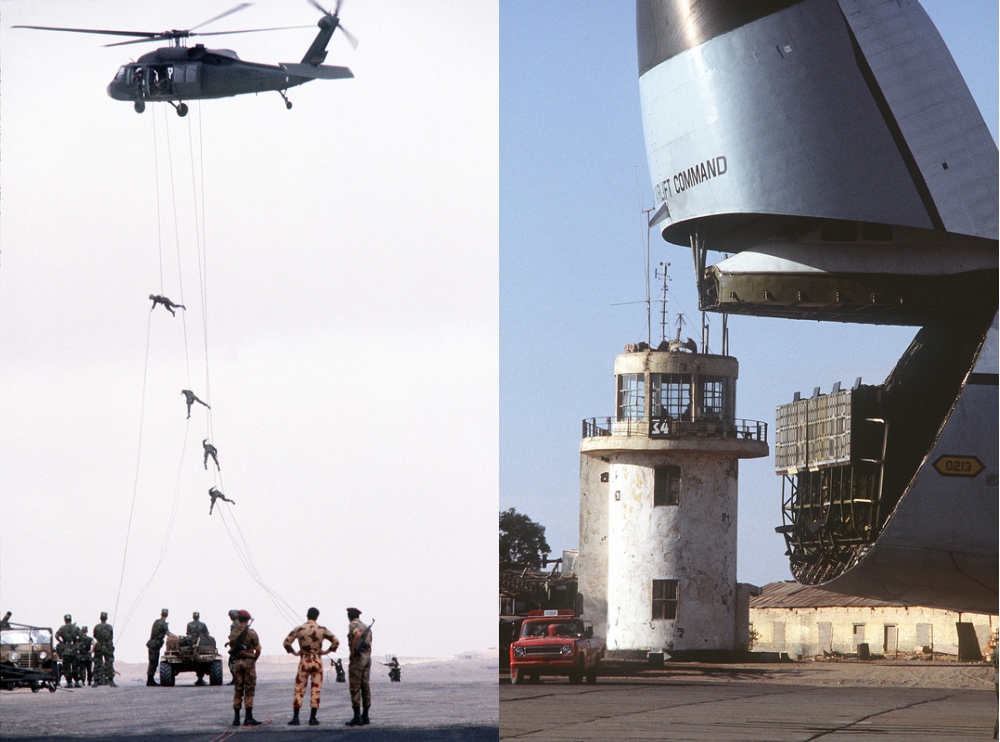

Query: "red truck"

xmin=509 ymin=609 xmax=602 ymax=684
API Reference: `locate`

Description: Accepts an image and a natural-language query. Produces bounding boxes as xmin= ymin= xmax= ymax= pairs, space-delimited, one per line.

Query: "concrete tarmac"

xmin=500 ymin=662 xmax=997 ymax=741
xmin=0 ymin=677 xmax=498 ymax=741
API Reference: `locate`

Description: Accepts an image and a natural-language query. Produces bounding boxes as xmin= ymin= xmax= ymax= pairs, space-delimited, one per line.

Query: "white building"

xmin=578 ymin=339 xmax=769 ymax=656
xmin=750 ymin=581 xmax=998 ymax=659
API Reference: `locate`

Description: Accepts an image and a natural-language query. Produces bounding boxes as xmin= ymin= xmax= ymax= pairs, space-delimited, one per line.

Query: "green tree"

xmin=499 ymin=508 xmax=551 ymax=570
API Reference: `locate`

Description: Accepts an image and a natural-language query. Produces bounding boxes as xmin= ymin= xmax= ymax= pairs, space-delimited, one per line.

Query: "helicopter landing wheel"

xmin=286 ymin=101 xmax=293 ymax=110
xmin=176 ymin=103 xmax=189 ymax=117
xmin=134 ymin=100 xmax=146 ymax=114
xmin=279 ymin=90 xmax=292 ymax=110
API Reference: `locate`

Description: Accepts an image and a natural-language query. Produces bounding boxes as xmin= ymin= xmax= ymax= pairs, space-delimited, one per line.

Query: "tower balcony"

xmin=581 ymin=415 xmax=769 ymax=458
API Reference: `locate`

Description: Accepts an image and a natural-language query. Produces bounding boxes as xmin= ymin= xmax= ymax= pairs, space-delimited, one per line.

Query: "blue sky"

xmin=499 ymin=1 xmax=998 ymax=587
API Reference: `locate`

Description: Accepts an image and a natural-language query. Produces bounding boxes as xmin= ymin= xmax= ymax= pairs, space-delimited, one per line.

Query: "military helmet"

xmin=64 ymin=614 xmax=72 ymax=622
xmin=100 ymin=612 xmax=108 ymax=621
xmin=193 ymin=612 xmax=200 ymax=619
xmin=346 ymin=607 xmax=361 ymax=619
xmin=161 ymin=608 xmax=169 ymax=616
xmin=82 ymin=626 xmax=89 ymax=633
xmin=307 ymin=607 xmax=320 ymax=620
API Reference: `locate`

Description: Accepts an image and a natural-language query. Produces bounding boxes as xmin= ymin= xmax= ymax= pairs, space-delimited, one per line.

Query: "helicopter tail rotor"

xmin=308 ymin=0 xmax=358 ymax=50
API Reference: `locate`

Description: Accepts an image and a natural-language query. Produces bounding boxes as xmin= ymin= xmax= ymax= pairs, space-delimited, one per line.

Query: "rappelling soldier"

xmin=229 ymin=610 xmax=262 ymax=727
xmin=77 ymin=626 xmax=94 ymax=686
xmin=146 ymin=608 xmax=171 ymax=686
xmin=181 ymin=389 xmax=210 ymax=418
xmin=92 ymin=612 xmax=116 ymax=687
xmin=149 ymin=294 xmax=186 ymax=316
xmin=209 ymin=486 xmax=235 ymax=514
xmin=202 ymin=439 xmax=220 ymax=470
xmin=345 ymin=607 xmax=372 ymax=727
xmin=55 ymin=614 xmax=82 ymax=687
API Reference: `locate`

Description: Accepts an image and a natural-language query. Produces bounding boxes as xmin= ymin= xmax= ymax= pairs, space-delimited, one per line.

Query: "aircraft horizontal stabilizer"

xmin=280 ymin=63 xmax=353 ymax=80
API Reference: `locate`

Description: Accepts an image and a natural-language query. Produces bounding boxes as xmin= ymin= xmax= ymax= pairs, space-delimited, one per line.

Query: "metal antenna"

xmin=642 ymin=207 xmax=654 ymax=347
xmin=655 ymin=262 xmax=671 ymax=344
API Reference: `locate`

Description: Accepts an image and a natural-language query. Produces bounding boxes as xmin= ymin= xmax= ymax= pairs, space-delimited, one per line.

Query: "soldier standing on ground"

xmin=186 ymin=611 xmax=210 ymax=685
xmin=227 ymin=610 xmax=239 ymax=684
xmin=283 ymin=607 xmax=340 ymax=726
xmin=55 ymin=614 xmax=82 ymax=687
xmin=345 ymin=607 xmax=372 ymax=727
xmin=146 ymin=608 xmax=171 ymax=686
xmin=77 ymin=626 xmax=94 ymax=686
xmin=181 ymin=389 xmax=210 ymax=418
xmin=203 ymin=440 xmax=220 ymax=470
xmin=92 ymin=612 xmax=116 ymax=687
xmin=228 ymin=610 xmax=262 ymax=727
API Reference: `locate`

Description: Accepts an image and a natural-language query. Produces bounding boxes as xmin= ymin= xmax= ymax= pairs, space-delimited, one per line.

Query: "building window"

xmin=651 ymin=373 xmax=691 ymax=420
xmin=652 ymin=579 xmax=678 ymax=620
xmin=654 ymin=465 xmax=680 ymax=506
xmin=852 ymin=623 xmax=865 ymax=646
xmin=617 ymin=374 xmax=645 ymax=420
xmin=698 ymin=376 xmax=726 ymax=420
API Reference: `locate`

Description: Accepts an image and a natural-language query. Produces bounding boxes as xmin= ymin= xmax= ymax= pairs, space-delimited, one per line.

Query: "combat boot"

xmin=232 ymin=709 xmax=241 ymax=727
xmin=146 ymin=675 xmax=157 ymax=687
xmin=309 ymin=707 xmax=319 ymax=726
xmin=361 ymin=706 xmax=370 ymax=725
xmin=287 ymin=708 xmax=300 ymax=726
xmin=243 ymin=708 xmax=262 ymax=726
xmin=346 ymin=705 xmax=362 ymax=726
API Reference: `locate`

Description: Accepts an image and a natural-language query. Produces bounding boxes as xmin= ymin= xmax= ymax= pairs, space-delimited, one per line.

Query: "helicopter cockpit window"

xmin=114 ymin=67 xmax=127 ymax=81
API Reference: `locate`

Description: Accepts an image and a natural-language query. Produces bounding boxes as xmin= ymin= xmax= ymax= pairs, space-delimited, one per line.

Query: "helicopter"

xmin=14 ymin=1 xmax=356 ymax=116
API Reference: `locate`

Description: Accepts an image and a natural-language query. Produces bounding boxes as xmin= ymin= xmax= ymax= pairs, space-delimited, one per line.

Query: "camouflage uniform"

xmin=228 ymin=610 xmax=240 ymax=682
xmin=92 ymin=615 xmax=116 ymax=686
xmin=346 ymin=610 xmax=372 ymax=725
xmin=186 ymin=613 xmax=210 ymax=684
xmin=283 ymin=612 xmax=339 ymax=724
xmin=77 ymin=628 xmax=94 ymax=686
xmin=229 ymin=617 xmax=261 ymax=718
xmin=146 ymin=611 xmax=169 ymax=685
xmin=55 ymin=616 xmax=82 ymax=687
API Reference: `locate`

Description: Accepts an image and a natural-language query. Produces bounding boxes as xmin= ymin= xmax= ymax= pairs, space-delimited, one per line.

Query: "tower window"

xmin=652 ymin=579 xmax=678 ymax=620
xmin=654 ymin=465 xmax=680 ymax=506
xmin=698 ymin=376 xmax=726 ymax=420
xmin=651 ymin=373 xmax=691 ymax=420
xmin=617 ymin=374 xmax=645 ymax=420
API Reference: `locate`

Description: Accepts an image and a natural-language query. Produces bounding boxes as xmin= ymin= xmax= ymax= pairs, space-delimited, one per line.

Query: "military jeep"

xmin=159 ymin=634 xmax=224 ymax=686
xmin=1 ymin=622 xmax=61 ymax=692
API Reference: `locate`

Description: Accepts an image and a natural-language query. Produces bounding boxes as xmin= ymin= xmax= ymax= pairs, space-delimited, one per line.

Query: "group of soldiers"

xmin=142 ymin=604 xmax=375 ymax=728
xmin=54 ymin=613 xmax=117 ymax=687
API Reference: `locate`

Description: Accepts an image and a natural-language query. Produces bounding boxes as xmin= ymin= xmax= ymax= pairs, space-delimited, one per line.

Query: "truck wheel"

xmin=510 ymin=668 xmax=524 ymax=685
xmin=208 ymin=660 xmax=224 ymax=686
xmin=159 ymin=661 xmax=175 ymax=687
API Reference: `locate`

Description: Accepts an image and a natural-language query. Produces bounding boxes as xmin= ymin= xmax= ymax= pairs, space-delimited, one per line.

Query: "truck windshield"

xmin=520 ymin=619 xmax=585 ymax=638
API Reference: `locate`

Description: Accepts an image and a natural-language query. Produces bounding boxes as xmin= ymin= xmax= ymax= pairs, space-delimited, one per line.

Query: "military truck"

xmin=158 ymin=634 xmax=224 ymax=686
xmin=1 ymin=622 xmax=61 ymax=692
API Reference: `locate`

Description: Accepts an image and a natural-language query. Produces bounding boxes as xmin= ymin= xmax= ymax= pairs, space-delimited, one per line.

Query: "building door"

xmin=817 ymin=622 xmax=832 ymax=654
xmin=883 ymin=625 xmax=898 ymax=657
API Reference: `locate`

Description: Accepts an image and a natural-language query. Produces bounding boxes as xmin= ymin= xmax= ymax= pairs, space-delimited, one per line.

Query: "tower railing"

xmin=582 ymin=416 xmax=767 ymax=442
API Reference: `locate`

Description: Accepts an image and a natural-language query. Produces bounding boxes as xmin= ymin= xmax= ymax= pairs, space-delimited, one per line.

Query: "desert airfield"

xmin=500 ymin=658 xmax=997 ymax=741
xmin=0 ymin=653 xmax=498 ymax=741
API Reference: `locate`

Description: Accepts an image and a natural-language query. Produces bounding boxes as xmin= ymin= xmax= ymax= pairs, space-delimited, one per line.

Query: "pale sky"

xmin=0 ymin=0 xmax=498 ymax=662
xmin=500 ymin=1 xmax=997 ymax=587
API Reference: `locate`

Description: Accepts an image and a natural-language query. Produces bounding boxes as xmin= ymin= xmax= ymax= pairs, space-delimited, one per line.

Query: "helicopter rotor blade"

xmin=12 ymin=24 xmax=163 ymax=39
xmin=189 ymin=2 xmax=253 ymax=32
xmin=338 ymin=23 xmax=359 ymax=50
